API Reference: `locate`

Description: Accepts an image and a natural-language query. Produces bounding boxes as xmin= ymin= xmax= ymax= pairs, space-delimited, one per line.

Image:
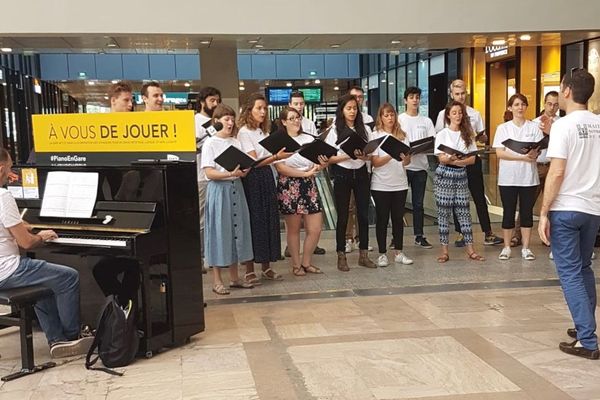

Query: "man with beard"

xmin=195 ymin=87 xmax=222 ymax=271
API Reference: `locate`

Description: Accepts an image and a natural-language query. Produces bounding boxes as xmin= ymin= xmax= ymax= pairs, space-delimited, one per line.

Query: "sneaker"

xmin=313 ymin=246 xmax=326 ymax=255
xmin=415 ymin=237 xmax=433 ymax=249
xmin=367 ymin=245 xmax=373 ymax=251
xmin=394 ymin=252 xmax=414 ymax=265
xmin=558 ymin=340 xmax=600 ymax=360
xmin=484 ymin=233 xmax=503 ymax=246
xmin=345 ymin=239 xmax=353 ymax=253
xmin=521 ymin=248 xmax=536 ymax=260
xmin=454 ymin=234 xmax=465 ymax=248
xmin=498 ymin=247 xmax=511 ymax=260
xmin=50 ymin=336 xmax=95 ymax=358
xmin=549 ymin=251 xmax=554 ymax=260
xmin=376 ymin=254 xmax=389 ymax=267
xmin=389 ymin=241 xmax=395 ymax=250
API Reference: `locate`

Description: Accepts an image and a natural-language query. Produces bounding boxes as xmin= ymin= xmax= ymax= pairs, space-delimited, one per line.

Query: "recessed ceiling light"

xmin=330 ymin=44 xmax=340 ymax=48
xmin=111 ymin=79 xmax=119 ymax=84
xmin=492 ymin=39 xmax=506 ymax=46
xmin=104 ymin=96 xmax=109 ymax=100
xmin=248 ymin=39 xmax=259 ymax=44
xmin=333 ymin=86 xmax=340 ymax=91
xmin=184 ymin=82 xmax=191 ymax=87
xmin=286 ymin=82 xmax=292 ymax=87
xmin=1 ymin=48 xmax=12 ymax=53
xmin=239 ymin=86 xmax=245 ymax=91
xmin=388 ymin=81 xmax=394 ymax=85
xmin=200 ymin=40 xmax=211 ymax=45
xmin=255 ymin=44 xmax=264 ymax=48
xmin=381 ymin=79 xmax=386 ymax=83
xmin=107 ymin=43 xmax=117 ymax=48
xmin=305 ymin=81 xmax=310 ymax=86
xmin=87 ymin=81 xmax=96 ymax=85
xmin=391 ymin=40 xmax=401 ymax=45
xmin=520 ymin=34 xmax=531 ymax=41
xmin=314 ymin=79 xmax=320 ymax=84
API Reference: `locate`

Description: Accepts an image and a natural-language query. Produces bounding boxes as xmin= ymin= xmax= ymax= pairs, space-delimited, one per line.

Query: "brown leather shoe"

xmin=358 ymin=249 xmax=377 ymax=268
xmin=337 ymin=251 xmax=349 ymax=271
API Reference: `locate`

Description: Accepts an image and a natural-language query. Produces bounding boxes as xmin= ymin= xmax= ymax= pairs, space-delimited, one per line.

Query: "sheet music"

xmin=40 ymin=171 xmax=99 ymax=218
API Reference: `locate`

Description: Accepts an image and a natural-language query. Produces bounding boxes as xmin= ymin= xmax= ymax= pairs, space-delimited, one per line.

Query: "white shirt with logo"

xmin=492 ymin=120 xmax=544 ymax=186
xmin=547 ymin=110 xmax=600 ymax=215
xmin=0 ymin=189 xmax=22 ymax=282
xmin=397 ymin=113 xmax=436 ymax=172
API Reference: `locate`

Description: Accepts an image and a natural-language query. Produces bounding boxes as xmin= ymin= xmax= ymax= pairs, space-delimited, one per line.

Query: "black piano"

xmin=16 ymin=162 xmax=204 ymax=357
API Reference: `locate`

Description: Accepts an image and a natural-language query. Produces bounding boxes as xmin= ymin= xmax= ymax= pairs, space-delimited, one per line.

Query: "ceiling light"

xmin=239 ymin=81 xmax=244 ymax=86
xmin=492 ymin=39 xmax=506 ymax=46
xmin=254 ymin=44 xmax=264 ymax=48
xmin=1 ymin=48 xmax=12 ymax=53
xmin=330 ymin=44 xmax=340 ymax=48
xmin=333 ymin=86 xmax=340 ymax=91
xmin=104 ymin=96 xmax=109 ymax=100
xmin=248 ymin=39 xmax=259 ymax=44
xmin=87 ymin=81 xmax=96 ymax=85
xmin=239 ymin=86 xmax=245 ymax=91
xmin=314 ymin=79 xmax=320 ymax=84
xmin=200 ymin=40 xmax=211 ymax=45
xmin=381 ymin=79 xmax=386 ymax=83
xmin=388 ymin=81 xmax=394 ymax=85
xmin=184 ymin=82 xmax=191 ymax=87
xmin=305 ymin=81 xmax=310 ymax=86
xmin=520 ymin=34 xmax=531 ymax=41
xmin=111 ymin=79 xmax=119 ymax=84
xmin=391 ymin=40 xmax=401 ymax=45
xmin=286 ymin=82 xmax=292 ymax=87
xmin=265 ymin=81 xmax=270 ymax=86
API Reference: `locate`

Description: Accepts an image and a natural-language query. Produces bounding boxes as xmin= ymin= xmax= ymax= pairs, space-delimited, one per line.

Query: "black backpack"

xmin=85 ymin=296 xmax=140 ymax=375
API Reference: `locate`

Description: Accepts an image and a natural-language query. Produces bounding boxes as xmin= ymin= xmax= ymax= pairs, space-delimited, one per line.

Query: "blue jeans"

xmin=0 ymin=257 xmax=80 ymax=344
xmin=406 ymin=169 xmax=428 ymax=237
xmin=550 ymin=211 xmax=600 ymax=350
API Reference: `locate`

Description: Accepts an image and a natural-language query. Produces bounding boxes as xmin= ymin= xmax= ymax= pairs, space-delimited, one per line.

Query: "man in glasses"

xmin=539 ymin=68 xmax=600 ymax=360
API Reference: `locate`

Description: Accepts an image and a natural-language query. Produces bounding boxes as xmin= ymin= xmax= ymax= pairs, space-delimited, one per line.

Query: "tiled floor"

xmin=1 ymin=226 xmax=598 ymax=399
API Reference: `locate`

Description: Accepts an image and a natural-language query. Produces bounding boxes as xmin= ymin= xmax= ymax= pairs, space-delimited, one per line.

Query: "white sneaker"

xmin=345 ymin=239 xmax=353 ymax=253
xmin=394 ymin=252 xmax=414 ymax=265
xmin=522 ymin=248 xmax=536 ymax=260
xmin=368 ymin=245 xmax=374 ymax=251
xmin=377 ymin=254 xmax=389 ymax=267
xmin=499 ymin=247 xmax=511 ymax=260
xmin=549 ymin=251 xmax=554 ymax=260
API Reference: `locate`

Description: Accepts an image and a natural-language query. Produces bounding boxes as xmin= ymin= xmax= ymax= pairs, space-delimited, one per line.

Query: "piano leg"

xmin=139 ymin=258 xmax=154 ymax=358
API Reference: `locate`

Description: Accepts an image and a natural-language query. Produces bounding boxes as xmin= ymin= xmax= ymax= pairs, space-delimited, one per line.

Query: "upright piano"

xmin=16 ymin=162 xmax=204 ymax=357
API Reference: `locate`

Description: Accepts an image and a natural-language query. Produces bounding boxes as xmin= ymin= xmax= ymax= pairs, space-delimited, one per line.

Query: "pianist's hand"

xmin=38 ymin=230 xmax=58 ymax=242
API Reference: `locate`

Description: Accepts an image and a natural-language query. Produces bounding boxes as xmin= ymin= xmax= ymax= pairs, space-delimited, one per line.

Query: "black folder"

xmin=365 ymin=121 xmax=376 ymax=130
xmin=501 ymin=136 xmax=549 ymax=154
xmin=437 ymin=144 xmax=481 ymax=159
xmin=297 ymin=140 xmax=338 ymax=164
xmin=258 ymin=131 xmax=301 ymax=154
xmin=409 ymin=136 xmax=435 ymax=155
xmin=379 ymin=136 xmax=411 ymax=161
xmin=214 ymin=145 xmax=269 ymax=171
xmin=340 ymin=134 xmax=386 ymax=160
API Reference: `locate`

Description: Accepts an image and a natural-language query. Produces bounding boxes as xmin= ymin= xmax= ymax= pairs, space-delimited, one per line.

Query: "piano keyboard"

xmin=47 ymin=237 xmax=128 ymax=247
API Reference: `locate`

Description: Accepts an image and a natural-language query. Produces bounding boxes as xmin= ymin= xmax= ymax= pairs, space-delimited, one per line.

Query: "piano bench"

xmin=0 ymin=285 xmax=57 ymax=381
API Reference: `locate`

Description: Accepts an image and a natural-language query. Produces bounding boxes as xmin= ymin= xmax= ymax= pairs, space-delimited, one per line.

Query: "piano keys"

xmin=17 ymin=162 xmax=204 ymax=357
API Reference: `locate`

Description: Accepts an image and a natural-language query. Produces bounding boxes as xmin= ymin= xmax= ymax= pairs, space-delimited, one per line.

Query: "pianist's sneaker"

xmin=50 ymin=336 xmax=95 ymax=358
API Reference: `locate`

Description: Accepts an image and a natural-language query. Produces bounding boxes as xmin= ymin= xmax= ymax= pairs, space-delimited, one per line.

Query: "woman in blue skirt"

xmin=202 ymin=104 xmax=254 ymax=295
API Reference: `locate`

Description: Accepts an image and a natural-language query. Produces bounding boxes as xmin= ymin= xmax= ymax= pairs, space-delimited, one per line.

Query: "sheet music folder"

xmin=40 ymin=171 xmax=99 ymax=218
xmin=297 ymin=140 xmax=338 ymax=164
xmin=409 ymin=136 xmax=435 ymax=154
xmin=340 ymin=134 xmax=386 ymax=160
xmin=379 ymin=136 xmax=411 ymax=161
xmin=436 ymin=144 xmax=482 ymax=159
xmin=501 ymin=136 xmax=549 ymax=154
xmin=214 ymin=146 xmax=268 ymax=172
xmin=259 ymin=131 xmax=301 ymax=154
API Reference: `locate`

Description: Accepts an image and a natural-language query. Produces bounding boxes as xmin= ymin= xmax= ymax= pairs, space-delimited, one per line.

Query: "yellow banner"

xmin=32 ymin=111 xmax=196 ymax=153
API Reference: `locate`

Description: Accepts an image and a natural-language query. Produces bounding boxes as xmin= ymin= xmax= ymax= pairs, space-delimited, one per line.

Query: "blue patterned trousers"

xmin=434 ymin=165 xmax=473 ymax=245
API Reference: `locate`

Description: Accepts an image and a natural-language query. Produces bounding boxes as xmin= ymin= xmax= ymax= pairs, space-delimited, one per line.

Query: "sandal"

xmin=437 ymin=254 xmax=449 ymax=263
xmin=467 ymin=252 xmax=485 ymax=261
xmin=292 ymin=266 xmax=306 ymax=276
xmin=510 ymin=236 xmax=522 ymax=247
xmin=302 ymin=264 xmax=323 ymax=274
xmin=212 ymin=283 xmax=230 ymax=295
xmin=261 ymin=267 xmax=283 ymax=281
xmin=230 ymin=279 xmax=254 ymax=289
xmin=244 ymin=272 xmax=262 ymax=286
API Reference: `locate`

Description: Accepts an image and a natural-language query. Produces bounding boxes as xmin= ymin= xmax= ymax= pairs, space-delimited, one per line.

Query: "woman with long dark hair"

xmin=325 ymin=94 xmax=376 ymax=271
xmin=492 ymin=93 xmax=544 ymax=261
xmin=434 ymin=101 xmax=485 ymax=263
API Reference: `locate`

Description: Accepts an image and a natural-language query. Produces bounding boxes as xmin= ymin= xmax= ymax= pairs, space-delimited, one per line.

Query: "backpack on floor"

xmin=85 ymin=295 xmax=139 ymax=375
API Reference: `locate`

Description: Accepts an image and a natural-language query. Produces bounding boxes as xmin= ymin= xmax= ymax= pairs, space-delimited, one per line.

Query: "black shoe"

xmin=284 ymin=246 xmax=291 ymax=258
xmin=313 ymin=246 xmax=326 ymax=255
xmin=559 ymin=340 xmax=599 ymax=360
xmin=415 ymin=236 xmax=433 ymax=249
xmin=567 ymin=328 xmax=577 ymax=339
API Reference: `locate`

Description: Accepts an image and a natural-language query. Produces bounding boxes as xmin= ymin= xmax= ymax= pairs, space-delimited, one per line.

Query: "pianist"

xmin=0 ymin=148 xmax=93 ymax=358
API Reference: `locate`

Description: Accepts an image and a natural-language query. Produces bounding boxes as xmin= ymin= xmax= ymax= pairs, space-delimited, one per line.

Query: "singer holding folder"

xmin=325 ymin=94 xmax=377 ymax=271
xmin=492 ymin=93 xmax=543 ymax=261
xmin=238 ymin=93 xmax=292 ymax=284
xmin=274 ymin=107 xmax=327 ymax=276
xmin=202 ymin=104 xmax=254 ymax=295
xmin=434 ymin=102 xmax=485 ymax=263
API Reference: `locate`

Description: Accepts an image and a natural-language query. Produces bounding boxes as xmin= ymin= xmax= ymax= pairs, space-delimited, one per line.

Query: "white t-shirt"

xmin=370 ymin=130 xmax=409 ymax=192
xmin=0 ymin=189 xmax=22 ymax=282
xmin=325 ymin=124 xmax=372 ymax=170
xmin=434 ymin=128 xmax=478 ymax=159
xmin=194 ymin=113 xmax=211 ymax=183
xmin=281 ymin=133 xmax=315 ymax=171
xmin=547 ymin=110 xmax=600 ymax=215
xmin=397 ymin=113 xmax=436 ymax=172
xmin=492 ymin=120 xmax=544 ymax=186
xmin=301 ymin=118 xmax=318 ymax=137
xmin=238 ymin=126 xmax=271 ymax=159
xmin=362 ymin=112 xmax=374 ymax=124
xmin=435 ymin=105 xmax=484 ymax=134
xmin=532 ymin=114 xmax=560 ymax=164
xmin=201 ymin=136 xmax=243 ymax=181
